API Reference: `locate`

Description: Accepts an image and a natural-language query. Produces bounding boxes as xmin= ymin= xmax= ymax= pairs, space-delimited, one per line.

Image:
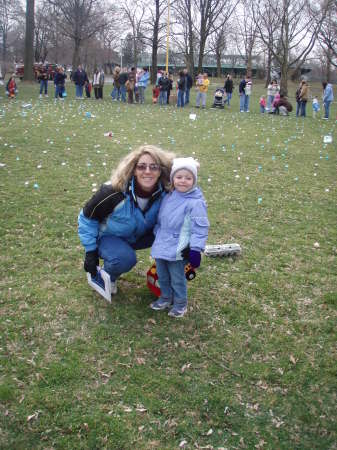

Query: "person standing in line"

xmin=298 ymin=80 xmax=309 ymax=117
xmin=224 ymin=74 xmax=233 ymax=106
xmin=118 ymin=68 xmax=128 ymax=103
xmin=72 ymin=65 xmax=87 ymax=99
xmin=266 ymin=79 xmax=279 ymax=111
xmin=158 ymin=72 xmax=170 ymax=105
xmin=150 ymin=157 xmax=209 ymax=318
xmin=259 ymin=95 xmax=266 ymax=113
xmin=184 ymin=68 xmax=193 ymax=105
xmin=322 ymin=81 xmax=334 ymax=119
xmin=127 ymin=67 xmax=136 ymax=104
xmin=6 ymin=74 xmax=17 ymax=98
xmin=167 ymin=73 xmax=173 ymax=105
xmin=54 ymin=66 xmax=67 ymax=100
xmin=195 ymin=73 xmax=209 ymax=109
xmin=38 ymin=65 xmax=48 ymax=98
xmin=177 ymin=70 xmax=186 ymax=107
xmin=137 ymin=67 xmax=150 ymax=104
xmin=93 ymin=68 xmax=104 ymax=100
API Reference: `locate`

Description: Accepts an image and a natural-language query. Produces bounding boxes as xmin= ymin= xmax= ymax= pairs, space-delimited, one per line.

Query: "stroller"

xmin=212 ymin=88 xmax=226 ymax=109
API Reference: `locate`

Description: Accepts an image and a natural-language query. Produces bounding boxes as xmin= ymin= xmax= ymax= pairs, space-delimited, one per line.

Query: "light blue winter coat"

xmin=323 ymin=84 xmax=334 ymax=102
xmin=138 ymin=71 xmax=150 ymax=88
xmin=151 ymin=187 xmax=209 ymax=261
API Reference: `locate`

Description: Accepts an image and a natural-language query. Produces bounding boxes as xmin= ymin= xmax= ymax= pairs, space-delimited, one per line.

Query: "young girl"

xmin=259 ymin=95 xmax=266 ymax=113
xmin=150 ymin=157 xmax=209 ymax=317
xmin=6 ymin=75 xmax=17 ymax=99
xmin=312 ymin=96 xmax=320 ymax=118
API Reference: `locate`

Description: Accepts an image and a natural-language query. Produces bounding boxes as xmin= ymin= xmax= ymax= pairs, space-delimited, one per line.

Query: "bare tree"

xmin=196 ymin=0 xmax=238 ymax=73
xmin=234 ymin=0 xmax=259 ymax=77
xmin=172 ymin=0 xmax=196 ymax=75
xmin=317 ymin=0 xmax=337 ymax=74
xmin=47 ymin=0 xmax=109 ymax=69
xmin=252 ymin=0 xmax=328 ymax=94
xmin=209 ymin=27 xmax=226 ymax=77
xmin=24 ymin=0 xmax=35 ymax=81
xmin=122 ymin=0 xmax=147 ymax=68
xmin=0 ymin=0 xmax=23 ymax=74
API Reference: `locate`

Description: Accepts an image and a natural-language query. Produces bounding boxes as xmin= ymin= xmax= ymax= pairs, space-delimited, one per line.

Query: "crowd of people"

xmin=3 ymin=64 xmax=335 ymax=119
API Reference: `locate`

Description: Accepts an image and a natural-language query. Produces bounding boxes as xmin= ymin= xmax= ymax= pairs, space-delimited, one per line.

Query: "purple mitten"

xmin=189 ymin=250 xmax=201 ymax=268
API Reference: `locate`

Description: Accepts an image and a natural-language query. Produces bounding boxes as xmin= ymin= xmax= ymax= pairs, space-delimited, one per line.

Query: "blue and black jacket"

xmin=78 ymin=179 xmax=166 ymax=252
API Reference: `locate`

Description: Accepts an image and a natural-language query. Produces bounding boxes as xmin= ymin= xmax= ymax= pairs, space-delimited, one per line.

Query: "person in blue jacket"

xmin=151 ymin=157 xmax=209 ymax=317
xmin=78 ymin=145 xmax=175 ymax=296
xmin=137 ymin=67 xmax=150 ymax=104
xmin=322 ymin=81 xmax=334 ymax=119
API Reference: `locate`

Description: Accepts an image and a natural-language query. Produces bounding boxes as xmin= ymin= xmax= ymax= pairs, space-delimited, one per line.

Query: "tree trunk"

xmin=279 ymin=62 xmax=288 ymax=96
xmin=72 ymin=38 xmax=81 ymax=70
xmin=216 ymin=49 xmax=221 ymax=78
xmin=265 ymin=48 xmax=272 ymax=87
xmin=326 ymin=48 xmax=331 ymax=82
xmin=151 ymin=0 xmax=160 ymax=83
xmin=23 ymin=0 xmax=35 ymax=81
xmin=187 ymin=0 xmax=194 ymax=77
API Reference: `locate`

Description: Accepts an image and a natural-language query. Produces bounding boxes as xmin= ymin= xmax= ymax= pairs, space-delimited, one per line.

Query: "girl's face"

xmin=173 ymin=169 xmax=194 ymax=193
xmin=134 ymin=153 xmax=161 ymax=192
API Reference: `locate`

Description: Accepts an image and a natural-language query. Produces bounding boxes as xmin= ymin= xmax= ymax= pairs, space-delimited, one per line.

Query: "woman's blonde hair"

xmin=111 ymin=145 xmax=175 ymax=191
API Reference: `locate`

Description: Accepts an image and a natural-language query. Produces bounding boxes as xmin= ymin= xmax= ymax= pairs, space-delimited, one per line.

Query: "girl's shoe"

xmin=168 ymin=307 xmax=187 ymax=318
xmin=150 ymin=298 xmax=172 ymax=310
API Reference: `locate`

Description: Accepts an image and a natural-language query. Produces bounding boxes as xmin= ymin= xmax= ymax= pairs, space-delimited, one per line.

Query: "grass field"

xmin=0 ymin=80 xmax=336 ymax=450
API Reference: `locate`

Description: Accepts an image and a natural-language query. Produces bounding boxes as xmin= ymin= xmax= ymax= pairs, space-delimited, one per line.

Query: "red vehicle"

xmin=15 ymin=62 xmax=58 ymax=81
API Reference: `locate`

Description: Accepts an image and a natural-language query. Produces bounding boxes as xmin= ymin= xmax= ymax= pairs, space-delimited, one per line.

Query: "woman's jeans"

xmin=159 ymin=90 xmax=167 ymax=105
xmin=138 ymin=86 xmax=145 ymax=103
xmin=111 ymin=86 xmax=120 ymax=100
xmin=177 ymin=89 xmax=185 ymax=107
xmin=185 ymin=88 xmax=190 ymax=104
xmin=297 ymin=101 xmax=307 ymax=117
xmin=54 ymin=85 xmax=64 ymax=98
xmin=226 ymin=92 xmax=232 ymax=105
xmin=267 ymin=95 xmax=274 ymax=110
xmin=39 ymin=79 xmax=48 ymax=95
xmin=240 ymin=94 xmax=250 ymax=112
xmin=155 ymin=259 xmax=187 ymax=310
xmin=98 ymin=234 xmax=154 ymax=282
xmin=324 ymin=100 xmax=332 ymax=118
xmin=76 ymin=84 xmax=84 ymax=98
xmin=196 ymin=91 xmax=206 ymax=107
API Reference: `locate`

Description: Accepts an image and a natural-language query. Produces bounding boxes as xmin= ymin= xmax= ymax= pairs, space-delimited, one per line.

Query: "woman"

xmin=93 ymin=68 xmax=104 ymax=100
xmin=266 ymin=79 xmax=279 ymax=111
xmin=296 ymin=80 xmax=309 ymax=117
xmin=224 ymin=74 xmax=234 ymax=106
xmin=322 ymin=81 xmax=334 ymax=119
xmin=78 ymin=145 xmax=175 ymax=296
xmin=54 ymin=66 xmax=67 ymax=100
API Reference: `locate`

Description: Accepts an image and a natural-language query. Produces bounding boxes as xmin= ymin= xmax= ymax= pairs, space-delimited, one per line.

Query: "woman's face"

xmin=134 ymin=153 xmax=161 ymax=192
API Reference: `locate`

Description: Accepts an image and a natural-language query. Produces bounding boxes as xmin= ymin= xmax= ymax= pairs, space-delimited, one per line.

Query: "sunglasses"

xmin=136 ymin=163 xmax=161 ymax=172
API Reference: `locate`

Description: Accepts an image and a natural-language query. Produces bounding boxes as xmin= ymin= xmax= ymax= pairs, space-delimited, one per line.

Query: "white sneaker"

xmin=45 ymin=94 xmax=48 ymax=98
xmin=111 ymin=280 xmax=117 ymax=295
xmin=39 ymin=94 xmax=42 ymax=98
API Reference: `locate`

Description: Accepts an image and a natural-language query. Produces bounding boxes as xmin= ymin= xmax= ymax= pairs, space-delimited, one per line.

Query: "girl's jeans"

xmin=260 ymin=105 xmax=265 ymax=113
xmin=155 ymin=259 xmax=187 ymax=310
xmin=98 ymin=234 xmax=154 ymax=282
xmin=324 ymin=100 xmax=332 ymax=118
xmin=159 ymin=90 xmax=167 ymax=105
xmin=177 ymin=89 xmax=185 ymax=107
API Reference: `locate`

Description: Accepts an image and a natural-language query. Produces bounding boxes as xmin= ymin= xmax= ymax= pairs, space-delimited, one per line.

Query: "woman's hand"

xmin=84 ymin=250 xmax=99 ymax=276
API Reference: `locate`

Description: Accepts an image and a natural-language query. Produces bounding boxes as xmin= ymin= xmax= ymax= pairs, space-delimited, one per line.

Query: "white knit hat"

xmin=170 ymin=157 xmax=200 ymax=188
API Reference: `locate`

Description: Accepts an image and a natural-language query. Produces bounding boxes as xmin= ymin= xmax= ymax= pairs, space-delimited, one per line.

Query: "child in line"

xmin=85 ymin=80 xmax=92 ymax=98
xmin=312 ymin=96 xmax=320 ymax=118
xmin=6 ymin=75 xmax=17 ymax=99
xmin=196 ymin=73 xmax=210 ymax=108
xmin=152 ymin=86 xmax=160 ymax=104
xmin=259 ymin=95 xmax=266 ymax=113
xmin=150 ymin=157 xmax=209 ymax=318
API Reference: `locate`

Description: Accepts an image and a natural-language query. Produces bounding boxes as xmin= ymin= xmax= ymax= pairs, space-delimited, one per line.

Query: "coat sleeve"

xmin=189 ymin=200 xmax=209 ymax=252
xmin=78 ymin=184 xmax=124 ymax=252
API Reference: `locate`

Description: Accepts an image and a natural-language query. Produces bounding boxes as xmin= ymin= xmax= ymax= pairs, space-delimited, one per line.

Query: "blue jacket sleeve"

xmin=78 ymin=209 xmax=100 ymax=252
xmin=189 ymin=200 xmax=209 ymax=252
